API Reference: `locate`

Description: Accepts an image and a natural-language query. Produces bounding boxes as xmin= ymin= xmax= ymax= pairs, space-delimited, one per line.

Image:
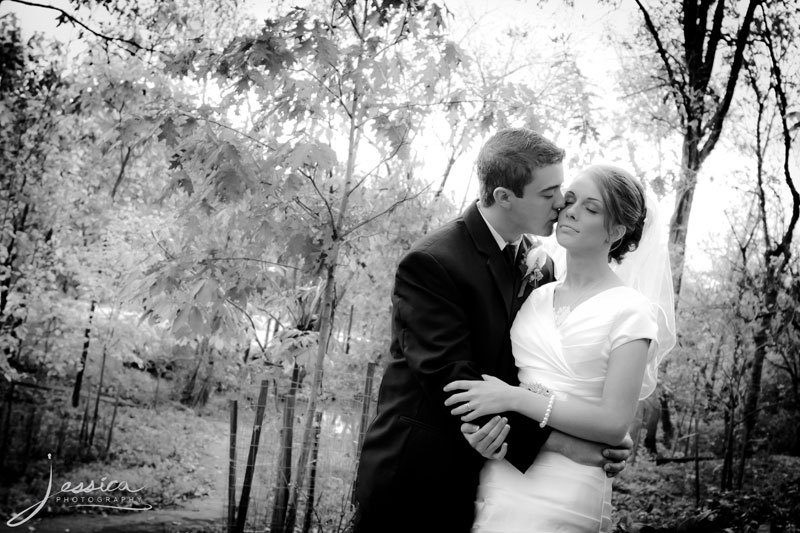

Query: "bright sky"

xmin=4 ymin=0 xmax=746 ymax=273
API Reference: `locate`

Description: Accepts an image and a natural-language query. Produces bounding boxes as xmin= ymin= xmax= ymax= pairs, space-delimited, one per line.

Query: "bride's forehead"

xmin=565 ymin=174 xmax=601 ymax=196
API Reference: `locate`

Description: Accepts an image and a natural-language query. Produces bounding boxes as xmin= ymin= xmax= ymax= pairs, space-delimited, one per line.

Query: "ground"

xmin=1 ymin=406 xmax=230 ymax=533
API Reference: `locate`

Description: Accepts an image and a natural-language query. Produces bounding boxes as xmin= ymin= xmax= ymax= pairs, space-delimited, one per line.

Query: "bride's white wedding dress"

xmin=472 ymin=281 xmax=658 ymax=533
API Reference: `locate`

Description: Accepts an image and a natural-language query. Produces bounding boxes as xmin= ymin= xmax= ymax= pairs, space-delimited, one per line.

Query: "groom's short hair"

xmin=476 ymin=128 xmax=565 ymax=206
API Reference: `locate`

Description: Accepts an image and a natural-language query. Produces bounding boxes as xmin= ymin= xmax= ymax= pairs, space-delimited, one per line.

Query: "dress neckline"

xmin=550 ymin=282 xmax=628 ymax=327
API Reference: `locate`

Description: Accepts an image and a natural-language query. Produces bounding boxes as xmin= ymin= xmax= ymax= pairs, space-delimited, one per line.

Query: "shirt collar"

xmin=477 ymin=204 xmax=522 ymax=251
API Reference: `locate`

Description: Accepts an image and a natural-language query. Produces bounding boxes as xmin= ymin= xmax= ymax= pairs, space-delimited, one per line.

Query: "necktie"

xmin=503 ymin=243 xmax=517 ymax=269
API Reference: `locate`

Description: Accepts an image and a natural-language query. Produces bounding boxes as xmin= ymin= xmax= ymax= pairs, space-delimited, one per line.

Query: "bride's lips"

xmin=558 ymin=224 xmax=578 ymax=232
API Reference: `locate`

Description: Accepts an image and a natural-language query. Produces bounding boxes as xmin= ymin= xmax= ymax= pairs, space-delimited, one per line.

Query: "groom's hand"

xmin=601 ymin=433 xmax=633 ymax=477
xmin=460 ymin=417 xmax=510 ymax=460
xmin=543 ymin=430 xmax=633 ymax=478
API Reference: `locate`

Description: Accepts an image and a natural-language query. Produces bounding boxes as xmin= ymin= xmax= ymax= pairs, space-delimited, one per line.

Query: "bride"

xmin=445 ymin=164 xmax=676 ymax=532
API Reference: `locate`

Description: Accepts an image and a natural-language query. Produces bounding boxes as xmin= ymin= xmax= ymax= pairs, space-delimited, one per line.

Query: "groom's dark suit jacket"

xmin=353 ymin=202 xmax=555 ymax=533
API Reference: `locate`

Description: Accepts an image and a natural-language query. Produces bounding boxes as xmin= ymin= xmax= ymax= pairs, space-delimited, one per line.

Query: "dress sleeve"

xmin=610 ymin=291 xmax=661 ymax=400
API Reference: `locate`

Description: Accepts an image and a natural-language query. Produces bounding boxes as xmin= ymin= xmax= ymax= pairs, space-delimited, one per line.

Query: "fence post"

xmin=301 ymin=410 xmax=324 ymax=533
xmin=227 ymin=399 xmax=238 ymax=533
xmin=351 ymin=361 xmax=376 ymax=505
xmin=21 ymin=406 xmax=37 ymax=476
xmin=270 ymin=363 xmax=302 ymax=533
xmin=90 ymin=344 xmax=109 ymax=448
xmin=234 ymin=379 xmax=269 ymax=533
xmin=103 ymin=388 xmax=120 ymax=460
xmin=0 ymin=381 xmax=16 ymax=470
xmin=78 ymin=382 xmax=92 ymax=454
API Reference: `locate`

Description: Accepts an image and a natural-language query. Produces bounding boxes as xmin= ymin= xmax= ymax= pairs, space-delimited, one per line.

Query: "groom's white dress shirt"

xmin=477 ymin=205 xmax=522 ymax=255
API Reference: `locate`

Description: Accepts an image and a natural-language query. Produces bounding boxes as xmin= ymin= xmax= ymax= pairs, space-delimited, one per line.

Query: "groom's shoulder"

xmin=408 ymin=213 xmax=469 ymax=258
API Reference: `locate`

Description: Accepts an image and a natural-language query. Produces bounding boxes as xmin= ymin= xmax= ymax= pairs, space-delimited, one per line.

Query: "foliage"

xmin=613 ymin=455 xmax=800 ymax=532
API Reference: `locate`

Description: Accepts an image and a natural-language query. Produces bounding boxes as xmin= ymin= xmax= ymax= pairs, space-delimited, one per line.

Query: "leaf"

xmin=285 ymin=142 xmax=338 ymax=170
xmin=315 ymin=36 xmax=339 ymax=66
xmin=194 ymin=279 xmax=219 ymax=305
xmin=158 ymin=117 xmax=180 ymax=147
xmin=188 ymin=306 xmax=204 ymax=332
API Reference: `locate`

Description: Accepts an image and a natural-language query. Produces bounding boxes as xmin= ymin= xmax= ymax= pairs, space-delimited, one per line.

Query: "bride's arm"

xmin=444 ymin=338 xmax=649 ymax=446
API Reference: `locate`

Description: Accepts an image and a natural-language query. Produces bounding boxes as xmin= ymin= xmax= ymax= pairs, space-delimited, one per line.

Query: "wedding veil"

xmin=612 ymin=194 xmax=676 ymax=399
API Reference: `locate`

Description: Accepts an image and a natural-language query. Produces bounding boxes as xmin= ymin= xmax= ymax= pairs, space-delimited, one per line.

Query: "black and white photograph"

xmin=1 ymin=0 xmax=798 ymax=532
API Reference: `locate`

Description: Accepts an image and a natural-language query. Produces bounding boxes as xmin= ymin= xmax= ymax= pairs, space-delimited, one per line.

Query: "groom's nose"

xmin=553 ymin=190 xmax=566 ymax=210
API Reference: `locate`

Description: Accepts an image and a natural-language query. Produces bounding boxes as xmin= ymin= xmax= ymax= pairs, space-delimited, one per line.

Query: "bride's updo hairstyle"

xmin=584 ymin=164 xmax=647 ymax=264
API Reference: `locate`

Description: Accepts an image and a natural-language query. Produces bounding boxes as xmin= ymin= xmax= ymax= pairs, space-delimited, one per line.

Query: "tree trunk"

xmin=89 ymin=343 xmax=108 ymax=447
xmin=71 ymin=299 xmax=97 ymax=407
xmin=285 ymin=50 xmax=365 ymax=531
xmin=270 ymin=363 xmax=302 ymax=533
xmin=301 ymin=410 xmax=323 ymax=533
xmin=640 ymin=395 xmax=660 ymax=455
xmin=659 ymin=390 xmax=674 ymax=451
xmin=720 ymin=404 xmax=735 ymax=490
xmin=736 ymin=282 xmax=777 ymax=488
xmin=668 ymin=142 xmax=700 ymax=301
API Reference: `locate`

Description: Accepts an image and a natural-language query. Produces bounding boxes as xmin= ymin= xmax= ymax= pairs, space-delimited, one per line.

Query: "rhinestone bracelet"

xmin=521 ymin=381 xmax=552 ymax=396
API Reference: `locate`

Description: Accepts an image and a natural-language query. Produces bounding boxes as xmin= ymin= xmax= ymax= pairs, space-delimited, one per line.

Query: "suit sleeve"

xmin=393 ymin=249 xmax=480 ymax=418
xmin=394 ymin=249 xmax=550 ymax=471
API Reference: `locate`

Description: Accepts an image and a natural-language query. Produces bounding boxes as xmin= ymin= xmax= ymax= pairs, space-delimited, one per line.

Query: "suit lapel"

xmin=463 ymin=202 xmax=515 ymax=317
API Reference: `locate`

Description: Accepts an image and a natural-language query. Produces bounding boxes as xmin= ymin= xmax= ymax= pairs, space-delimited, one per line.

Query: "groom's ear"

xmin=493 ymin=187 xmax=513 ymax=208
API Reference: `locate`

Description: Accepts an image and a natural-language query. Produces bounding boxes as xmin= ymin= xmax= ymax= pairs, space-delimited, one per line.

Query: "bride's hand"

xmin=443 ymin=374 xmax=515 ymax=422
xmin=460 ymin=418 xmax=509 ymax=460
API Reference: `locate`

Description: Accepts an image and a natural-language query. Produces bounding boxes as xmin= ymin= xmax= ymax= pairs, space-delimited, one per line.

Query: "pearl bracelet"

xmin=539 ymin=393 xmax=556 ymax=428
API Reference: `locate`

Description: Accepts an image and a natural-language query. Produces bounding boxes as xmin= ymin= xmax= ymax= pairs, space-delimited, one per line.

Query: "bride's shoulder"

xmin=613 ymin=286 xmax=652 ymax=313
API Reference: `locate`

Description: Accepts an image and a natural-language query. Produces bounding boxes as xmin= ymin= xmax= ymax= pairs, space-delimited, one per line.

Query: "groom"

xmin=353 ymin=128 xmax=631 ymax=533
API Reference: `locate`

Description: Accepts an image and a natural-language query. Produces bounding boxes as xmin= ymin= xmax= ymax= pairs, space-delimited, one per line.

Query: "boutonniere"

xmin=518 ymin=238 xmax=547 ymax=297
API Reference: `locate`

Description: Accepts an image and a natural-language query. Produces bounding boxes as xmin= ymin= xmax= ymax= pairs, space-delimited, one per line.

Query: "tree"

xmin=733 ymin=2 xmax=799 ymax=487
xmin=628 ymin=0 xmax=760 ymax=299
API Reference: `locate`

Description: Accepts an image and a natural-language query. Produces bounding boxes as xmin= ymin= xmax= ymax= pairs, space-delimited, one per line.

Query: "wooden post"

xmin=72 ymin=299 xmax=96 ymax=407
xmin=301 ymin=410 xmax=323 ymax=533
xmin=78 ymin=383 xmax=92 ymax=453
xmin=103 ymin=388 xmax=120 ymax=459
xmin=270 ymin=364 xmax=301 ymax=533
xmin=55 ymin=415 xmax=68 ymax=459
xmin=153 ymin=366 xmax=160 ymax=412
xmin=694 ymin=416 xmax=701 ymax=507
xmin=21 ymin=406 xmax=37 ymax=475
xmin=90 ymin=344 xmax=108 ymax=448
xmin=227 ymin=399 xmax=238 ymax=533
xmin=352 ymin=361 xmax=376 ymax=505
xmin=344 ymin=305 xmax=355 ymax=355
xmin=234 ymin=380 xmax=269 ymax=533
xmin=0 ymin=382 xmax=16 ymax=470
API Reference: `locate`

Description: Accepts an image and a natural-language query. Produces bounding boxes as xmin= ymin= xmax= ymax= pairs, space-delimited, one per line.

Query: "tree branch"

xmin=110 ymin=145 xmax=132 ymax=201
xmin=225 ymin=296 xmax=267 ymax=353
xmin=634 ymin=0 xmax=687 ymax=112
xmin=201 ymin=257 xmax=305 ymax=271
xmin=299 ymin=168 xmax=337 ymax=229
xmin=759 ymin=3 xmax=799 ymax=268
xmin=698 ymin=0 xmax=759 ymax=162
xmin=341 ymin=185 xmax=429 ymax=239
xmin=178 ymin=111 xmax=276 ymax=152
xmin=6 ymin=0 xmax=155 ymax=55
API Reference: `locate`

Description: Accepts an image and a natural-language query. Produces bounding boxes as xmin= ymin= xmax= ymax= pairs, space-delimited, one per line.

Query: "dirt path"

xmin=1 ymin=419 xmax=230 ymax=533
